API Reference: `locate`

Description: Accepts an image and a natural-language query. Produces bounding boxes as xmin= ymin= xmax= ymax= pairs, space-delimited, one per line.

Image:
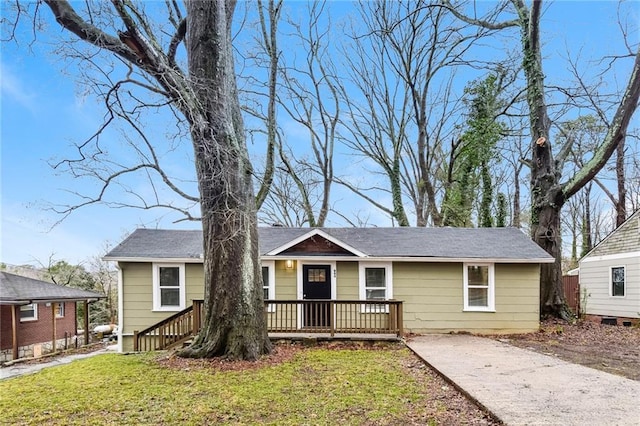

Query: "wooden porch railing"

xmin=133 ymin=299 xmax=403 ymax=351
xmin=133 ymin=299 xmax=204 ymax=352
xmin=264 ymin=300 xmax=403 ymax=337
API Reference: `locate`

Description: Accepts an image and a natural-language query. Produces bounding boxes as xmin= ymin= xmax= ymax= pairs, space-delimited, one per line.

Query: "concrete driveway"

xmin=406 ymin=334 xmax=640 ymax=426
xmin=0 ymin=344 xmax=117 ymax=381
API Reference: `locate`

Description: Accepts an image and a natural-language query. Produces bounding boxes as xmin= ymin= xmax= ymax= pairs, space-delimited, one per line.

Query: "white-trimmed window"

xmin=55 ymin=302 xmax=65 ymax=318
xmin=463 ymin=263 xmax=495 ymax=311
xmin=262 ymin=261 xmax=276 ymax=312
xmin=20 ymin=303 xmax=38 ymax=321
xmin=359 ymin=262 xmax=393 ymax=312
xmin=611 ymin=266 xmax=625 ymax=297
xmin=152 ymin=263 xmax=186 ymax=311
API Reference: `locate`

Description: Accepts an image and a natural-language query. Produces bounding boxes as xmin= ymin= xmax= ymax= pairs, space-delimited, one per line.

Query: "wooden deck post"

xmin=330 ymin=301 xmax=335 ymax=337
xmin=193 ymin=300 xmax=201 ymax=334
xmin=133 ymin=330 xmax=139 ymax=352
xmin=11 ymin=305 xmax=18 ymax=360
xmin=397 ymin=301 xmax=404 ymax=337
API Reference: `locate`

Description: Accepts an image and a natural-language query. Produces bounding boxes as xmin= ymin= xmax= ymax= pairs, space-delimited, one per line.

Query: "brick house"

xmin=0 ymin=272 xmax=105 ymax=362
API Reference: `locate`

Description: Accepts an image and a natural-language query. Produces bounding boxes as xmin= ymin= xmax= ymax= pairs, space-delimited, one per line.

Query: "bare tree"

xmin=337 ymin=0 xmax=501 ymax=227
xmin=14 ymin=0 xmax=272 ymax=359
xmin=443 ymin=0 xmax=640 ymax=318
xmin=272 ymin=1 xmax=339 ymax=227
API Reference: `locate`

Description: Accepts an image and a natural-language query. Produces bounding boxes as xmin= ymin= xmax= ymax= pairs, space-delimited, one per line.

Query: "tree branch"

xmin=563 ymin=47 xmax=640 ymax=199
xmin=43 ymin=0 xmax=138 ymax=64
xmin=439 ymin=0 xmax=519 ymax=30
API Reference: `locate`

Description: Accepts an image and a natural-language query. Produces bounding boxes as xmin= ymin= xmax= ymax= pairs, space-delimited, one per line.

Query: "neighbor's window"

xmin=359 ymin=263 xmax=393 ymax=312
xmin=463 ymin=264 xmax=495 ymax=311
xmin=20 ymin=303 xmax=38 ymax=321
xmin=152 ymin=263 xmax=186 ymax=311
xmin=262 ymin=261 xmax=276 ymax=312
xmin=611 ymin=266 xmax=625 ymax=297
xmin=55 ymin=302 xmax=65 ymax=318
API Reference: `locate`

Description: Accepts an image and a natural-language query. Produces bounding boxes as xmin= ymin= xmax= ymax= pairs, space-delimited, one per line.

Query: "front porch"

xmin=133 ymin=299 xmax=403 ymax=352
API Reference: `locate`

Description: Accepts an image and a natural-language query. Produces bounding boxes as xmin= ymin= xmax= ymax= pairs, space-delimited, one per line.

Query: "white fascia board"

xmin=260 ymin=255 xmax=554 ymax=263
xmin=580 ymin=251 xmax=640 ymax=264
xmin=265 ymin=229 xmax=367 ymax=257
xmin=117 ymin=266 xmax=124 ymax=353
xmin=103 ymin=257 xmax=204 ymax=264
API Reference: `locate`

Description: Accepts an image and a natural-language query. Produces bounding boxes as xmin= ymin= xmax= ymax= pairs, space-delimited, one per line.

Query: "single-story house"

xmin=0 ymin=272 xmax=105 ymax=362
xmin=579 ymin=209 xmax=640 ymax=323
xmin=105 ymin=227 xmax=554 ymax=352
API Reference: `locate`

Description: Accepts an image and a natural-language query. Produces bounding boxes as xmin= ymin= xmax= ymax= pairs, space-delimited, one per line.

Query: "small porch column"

xmin=51 ymin=302 xmax=58 ymax=353
xmin=83 ymin=300 xmax=90 ymax=346
xmin=11 ymin=305 xmax=18 ymax=360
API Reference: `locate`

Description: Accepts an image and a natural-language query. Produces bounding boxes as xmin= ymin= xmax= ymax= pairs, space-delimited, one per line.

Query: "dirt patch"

xmin=495 ymin=319 xmax=640 ymax=381
xmin=401 ymin=355 xmax=500 ymax=425
xmin=155 ymin=340 xmax=303 ymax=372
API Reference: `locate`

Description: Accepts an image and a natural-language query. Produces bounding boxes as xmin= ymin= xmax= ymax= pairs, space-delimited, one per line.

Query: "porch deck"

xmin=269 ymin=332 xmax=400 ymax=341
xmin=133 ymin=299 xmax=404 ymax=351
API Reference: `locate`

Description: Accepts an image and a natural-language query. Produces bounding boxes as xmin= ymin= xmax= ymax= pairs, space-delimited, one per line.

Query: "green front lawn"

xmin=1 ymin=345 xmax=442 ymax=425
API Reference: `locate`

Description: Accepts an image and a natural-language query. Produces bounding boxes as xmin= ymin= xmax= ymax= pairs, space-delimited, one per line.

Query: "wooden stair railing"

xmin=133 ymin=300 xmax=204 ymax=351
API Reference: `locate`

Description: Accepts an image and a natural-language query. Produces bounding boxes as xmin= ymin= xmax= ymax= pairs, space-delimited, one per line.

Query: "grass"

xmin=0 ymin=346 xmax=442 ymax=425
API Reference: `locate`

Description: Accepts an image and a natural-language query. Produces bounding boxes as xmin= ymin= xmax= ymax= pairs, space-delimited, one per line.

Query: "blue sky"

xmin=1 ymin=1 xmax=638 ymax=266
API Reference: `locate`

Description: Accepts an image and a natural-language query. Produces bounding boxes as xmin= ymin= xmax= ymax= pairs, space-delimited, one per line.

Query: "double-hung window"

xmin=20 ymin=303 xmax=38 ymax=321
xmin=611 ymin=266 xmax=625 ymax=297
xmin=262 ymin=261 xmax=275 ymax=312
xmin=152 ymin=263 xmax=186 ymax=311
xmin=55 ymin=302 xmax=65 ymax=318
xmin=463 ymin=263 xmax=495 ymax=311
xmin=359 ymin=262 xmax=393 ymax=312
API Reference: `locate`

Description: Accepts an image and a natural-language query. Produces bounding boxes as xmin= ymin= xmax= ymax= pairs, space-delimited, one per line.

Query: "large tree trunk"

xmin=42 ymin=0 xmax=273 ymax=360
xmin=533 ymin=204 xmax=566 ymax=316
xmin=615 ymin=140 xmax=627 ymax=227
xmin=179 ymin=0 xmax=271 ymax=360
xmin=517 ymin=0 xmax=568 ymax=318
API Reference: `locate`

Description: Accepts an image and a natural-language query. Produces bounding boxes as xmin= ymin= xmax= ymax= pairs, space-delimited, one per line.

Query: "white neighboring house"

xmin=579 ymin=209 xmax=640 ymax=322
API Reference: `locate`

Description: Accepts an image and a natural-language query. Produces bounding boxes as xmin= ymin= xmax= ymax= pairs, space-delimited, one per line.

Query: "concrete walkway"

xmin=0 ymin=344 xmax=117 ymax=380
xmin=406 ymin=335 xmax=640 ymax=426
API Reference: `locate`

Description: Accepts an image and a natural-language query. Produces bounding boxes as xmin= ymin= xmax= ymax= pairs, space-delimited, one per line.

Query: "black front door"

xmin=302 ymin=265 xmax=331 ymax=328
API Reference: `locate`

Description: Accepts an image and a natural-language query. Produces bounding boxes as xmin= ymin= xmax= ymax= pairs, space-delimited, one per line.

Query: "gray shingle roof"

xmin=0 ymin=272 xmax=105 ymax=305
xmin=105 ymin=227 xmax=553 ymax=262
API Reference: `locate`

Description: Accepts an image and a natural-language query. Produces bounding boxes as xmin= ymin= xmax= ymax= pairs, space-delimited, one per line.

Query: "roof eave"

xmin=103 ymin=256 xmax=204 ymax=263
xmin=0 ymin=296 xmax=105 ymax=305
xmin=261 ymin=255 xmax=555 ymax=263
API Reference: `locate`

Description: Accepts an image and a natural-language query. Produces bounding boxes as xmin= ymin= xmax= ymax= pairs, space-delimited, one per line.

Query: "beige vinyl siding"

xmin=185 ymin=263 xmax=205 ymax=301
xmin=274 ymin=260 xmax=297 ymax=299
xmin=120 ymin=262 xmax=204 ymax=336
xmin=336 ymin=261 xmax=358 ymax=299
xmin=268 ymin=260 xmax=298 ymax=329
xmin=393 ymin=262 xmax=539 ymax=334
xmin=580 ymin=256 xmax=640 ymax=319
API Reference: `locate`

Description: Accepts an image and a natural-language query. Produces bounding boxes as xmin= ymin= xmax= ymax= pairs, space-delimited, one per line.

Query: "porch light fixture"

xmin=285 ymin=260 xmax=294 ymax=269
